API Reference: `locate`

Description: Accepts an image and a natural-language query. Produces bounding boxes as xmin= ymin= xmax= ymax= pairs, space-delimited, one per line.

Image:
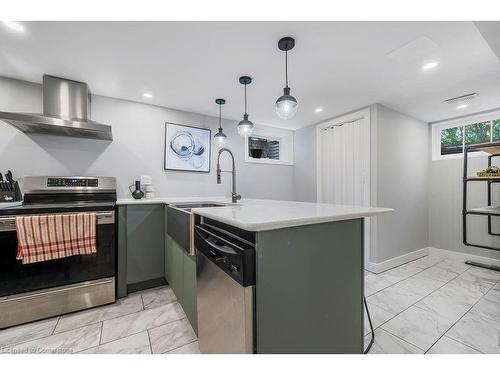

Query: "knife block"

xmin=1 ymin=181 xmax=21 ymax=202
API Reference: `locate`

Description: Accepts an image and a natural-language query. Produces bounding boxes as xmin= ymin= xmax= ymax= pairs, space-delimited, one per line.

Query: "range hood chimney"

xmin=0 ymin=75 xmax=113 ymax=140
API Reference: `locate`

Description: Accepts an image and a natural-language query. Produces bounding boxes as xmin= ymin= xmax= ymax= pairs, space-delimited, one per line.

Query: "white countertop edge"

xmin=116 ymin=196 xmax=393 ymax=231
xmin=116 ymin=196 xmax=229 ymax=205
xmin=190 ymin=207 xmax=393 ymax=231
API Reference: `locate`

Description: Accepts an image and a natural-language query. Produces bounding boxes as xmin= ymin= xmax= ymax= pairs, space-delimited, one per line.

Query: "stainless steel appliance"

xmin=194 ymin=219 xmax=256 ymax=353
xmin=0 ymin=75 xmax=113 ymax=140
xmin=0 ymin=176 xmax=117 ymax=328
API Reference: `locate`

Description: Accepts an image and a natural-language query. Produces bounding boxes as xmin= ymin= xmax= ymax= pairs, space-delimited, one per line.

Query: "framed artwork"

xmin=164 ymin=122 xmax=211 ymax=172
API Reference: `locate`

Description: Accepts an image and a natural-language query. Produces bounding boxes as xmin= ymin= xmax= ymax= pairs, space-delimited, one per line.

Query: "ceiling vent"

xmin=444 ymin=93 xmax=479 ymax=104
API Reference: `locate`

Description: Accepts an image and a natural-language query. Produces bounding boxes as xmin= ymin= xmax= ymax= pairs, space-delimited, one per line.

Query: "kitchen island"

xmin=116 ymin=197 xmax=391 ymax=353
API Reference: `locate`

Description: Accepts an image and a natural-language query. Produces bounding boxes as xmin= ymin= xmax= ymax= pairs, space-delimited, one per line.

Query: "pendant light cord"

xmin=285 ymin=49 xmax=289 ymax=88
xmin=244 ymin=83 xmax=248 ymax=115
xmin=219 ymin=103 xmax=222 ymax=129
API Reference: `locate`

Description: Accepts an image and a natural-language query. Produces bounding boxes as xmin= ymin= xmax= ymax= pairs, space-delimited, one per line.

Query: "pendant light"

xmin=214 ymin=98 xmax=227 ymax=143
xmin=238 ymin=76 xmax=254 ymax=136
xmin=275 ymin=36 xmax=298 ymax=120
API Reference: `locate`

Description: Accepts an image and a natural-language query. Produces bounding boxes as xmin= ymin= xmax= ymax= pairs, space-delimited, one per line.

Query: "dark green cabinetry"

xmin=118 ymin=203 xmax=364 ymax=351
xmin=117 ymin=206 xmax=128 ymax=298
xmin=255 ymin=219 xmax=364 ymax=354
xmin=165 ymin=234 xmax=198 ymax=333
xmin=182 ymin=251 xmax=198 ymax=333
xmin=165 ymin=234 xmax=185 ymax=304
xmin=118 ymin=203 xmax=198 ymax=333
xmin=117 ymin=204 xmax=166 ymax=297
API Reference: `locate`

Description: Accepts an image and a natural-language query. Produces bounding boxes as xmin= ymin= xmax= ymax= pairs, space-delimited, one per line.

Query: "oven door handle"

xmin=0 ymin=211 xmax=114 ymax=232
xmin=0 ymin=217 xmax=16 ymax=232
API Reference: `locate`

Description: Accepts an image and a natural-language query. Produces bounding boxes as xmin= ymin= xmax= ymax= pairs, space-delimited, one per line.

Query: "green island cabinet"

xmin=254 ymin=218 xmax=364 ymax=353
xmin=164 ymin=234 xmax=198 ymax=333
xmin=164 ymin=205 xmax=198 ymax=333
xmin=118 ymin=204 xmax=364 ymax=350
xmin=117 ymin=204 xmax=198 ymax=334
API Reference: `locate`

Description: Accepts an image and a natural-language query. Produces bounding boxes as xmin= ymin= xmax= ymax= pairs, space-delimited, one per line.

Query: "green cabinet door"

xmin=117 ymin=204 xmax=166 ymax=296
xmin=165 ymin=234 xmax=198 ymax=335
xmin=182 ymin=252 xmax=198 ymax=334
xmin=126 ymin=204 xmax=165 ymax=285
xmin=165 ymin=235 xmax=185 ymax=305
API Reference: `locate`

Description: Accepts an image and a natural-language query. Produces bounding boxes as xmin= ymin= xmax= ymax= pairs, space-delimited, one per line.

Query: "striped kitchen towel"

xmin=16 ymin=213 xmax=97 ymax=264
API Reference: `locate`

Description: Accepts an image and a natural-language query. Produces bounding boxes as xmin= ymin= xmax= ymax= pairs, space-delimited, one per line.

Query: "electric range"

xmin=0 ymin=176 xmax=117 ymax=329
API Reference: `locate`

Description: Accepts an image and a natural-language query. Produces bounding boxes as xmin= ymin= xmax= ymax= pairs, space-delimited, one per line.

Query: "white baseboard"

xmin=365 ymin=247 xmax=430 ymax=274
xmin=429 ymin=247 xmax=500 ymax=268
xmin=365 ymin=246 xmax=500 ymax=274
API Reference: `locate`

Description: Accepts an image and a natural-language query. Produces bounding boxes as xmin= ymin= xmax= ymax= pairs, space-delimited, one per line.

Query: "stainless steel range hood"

xmin=0 ymin=75 xmax=112 ymax=140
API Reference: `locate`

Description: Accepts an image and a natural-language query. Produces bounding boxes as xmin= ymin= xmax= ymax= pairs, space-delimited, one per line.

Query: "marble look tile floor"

xmin=0 ymin=285 xmax=199 ymax=354
xmin=0 ymin=255 xmax=499 ymax=354
xmin=365 ymin=255 xmax=500 ymax=354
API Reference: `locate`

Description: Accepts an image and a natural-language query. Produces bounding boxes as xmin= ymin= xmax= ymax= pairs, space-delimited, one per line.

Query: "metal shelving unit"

xmin=463 ymin=141 xmax=500 ymax=272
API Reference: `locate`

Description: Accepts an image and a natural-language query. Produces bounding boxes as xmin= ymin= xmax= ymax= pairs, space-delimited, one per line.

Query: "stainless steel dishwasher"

xmin=194 ymin=220 xmax=256 ymax=354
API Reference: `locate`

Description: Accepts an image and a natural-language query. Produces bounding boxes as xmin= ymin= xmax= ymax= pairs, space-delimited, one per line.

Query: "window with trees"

xmin=433 ymin=113 xmax=500 ymax=160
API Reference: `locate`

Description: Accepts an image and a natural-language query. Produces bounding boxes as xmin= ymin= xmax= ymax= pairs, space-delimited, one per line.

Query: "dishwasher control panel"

xmin=195 ymin=224 xmax=255 ymax=287
xmin=207 ymin=243 xmax=241 ymax=275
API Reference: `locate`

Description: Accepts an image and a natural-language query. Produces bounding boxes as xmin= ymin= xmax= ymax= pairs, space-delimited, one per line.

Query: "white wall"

xmin=429 ymin=149 xmax=500 ymax=260
xmin=292 ymin=104 xmax=430 ymax=265
xmin=293 ymin=125 xmax=317 ymax=202
xmin=370 ymin=104 xmax=430 ymax=264
xmin=0 ymin=76 xmax=295 ymax=200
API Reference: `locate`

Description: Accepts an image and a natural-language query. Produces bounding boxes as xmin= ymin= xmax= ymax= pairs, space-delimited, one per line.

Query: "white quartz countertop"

xmin=116 ymin=196 xmax=230 ymax=205
xmin=117 ymin=196 xmax=392 ymax=231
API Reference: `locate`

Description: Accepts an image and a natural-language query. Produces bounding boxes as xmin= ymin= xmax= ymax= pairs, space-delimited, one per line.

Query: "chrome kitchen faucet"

xmin=216 ymin=148 xmax=241 ymax=203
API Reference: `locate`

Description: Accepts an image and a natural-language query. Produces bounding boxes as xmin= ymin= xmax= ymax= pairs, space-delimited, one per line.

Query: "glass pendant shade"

xmin=213 ymin=98 xmax=227 ymax=143
xmin=214 ymin=128 xmax=227 ymax=143
xmin=237 ymin=114 xmax=254 ymax=136
xmin=238 ymin=76 xmax=253 ymax=137
xmin=276 ymin=37 xmax=298 ymax=120
xmin=275 ymin=87 xmax=298 ymax=119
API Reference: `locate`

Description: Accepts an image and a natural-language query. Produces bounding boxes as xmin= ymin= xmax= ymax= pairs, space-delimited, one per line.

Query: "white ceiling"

xmin=1 ymin=21 xmax=500 ymax=129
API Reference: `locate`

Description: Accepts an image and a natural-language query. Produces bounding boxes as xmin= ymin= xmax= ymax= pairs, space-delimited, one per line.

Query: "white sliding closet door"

xmin=316 ymin=109 xmax=371 ymax=263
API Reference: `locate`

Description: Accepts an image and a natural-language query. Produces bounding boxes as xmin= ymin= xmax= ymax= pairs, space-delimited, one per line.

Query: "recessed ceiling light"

xmin=2 ymin=21 xmax=25 ymax=33
xmin=456 ymin=104 xmax=468 ymax=109
xmin=421 ymin=61 xmax=439 ymax=71
xmin=314 ymin=108 xmax=323 ymax=113
xmin=143 ymin=93 xmax=153 ymax=98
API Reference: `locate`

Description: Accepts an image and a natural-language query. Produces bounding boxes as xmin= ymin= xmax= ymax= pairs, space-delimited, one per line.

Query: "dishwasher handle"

xmin=205 ymin=237 xmax=237 ymax=255
xmin=194 ymin=226 xmax=239 ymax=255
xmin=194 ymin=224 xmax=256 ymax=287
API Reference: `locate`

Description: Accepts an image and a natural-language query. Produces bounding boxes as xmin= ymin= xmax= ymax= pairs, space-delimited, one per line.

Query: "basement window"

xmin=432 ymin=111 xmax=500 ymax=160
xmin=244 ymin=126 xmax=294 ymax=165
xmin=248 ymin=136 xmax=280 ymax=160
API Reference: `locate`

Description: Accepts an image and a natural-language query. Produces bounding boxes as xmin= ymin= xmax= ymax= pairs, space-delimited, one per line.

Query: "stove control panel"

xmin=47 ymin=178 xmax=99 ymax=188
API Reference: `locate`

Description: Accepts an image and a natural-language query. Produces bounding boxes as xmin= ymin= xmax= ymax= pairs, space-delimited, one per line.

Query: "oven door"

xmin=0 ymin=211 xmax=116 ymax=298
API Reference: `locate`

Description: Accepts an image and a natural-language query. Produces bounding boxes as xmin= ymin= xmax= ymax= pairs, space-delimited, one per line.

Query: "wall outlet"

xmin=140 ymin=175 xmax=152 ymax=185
